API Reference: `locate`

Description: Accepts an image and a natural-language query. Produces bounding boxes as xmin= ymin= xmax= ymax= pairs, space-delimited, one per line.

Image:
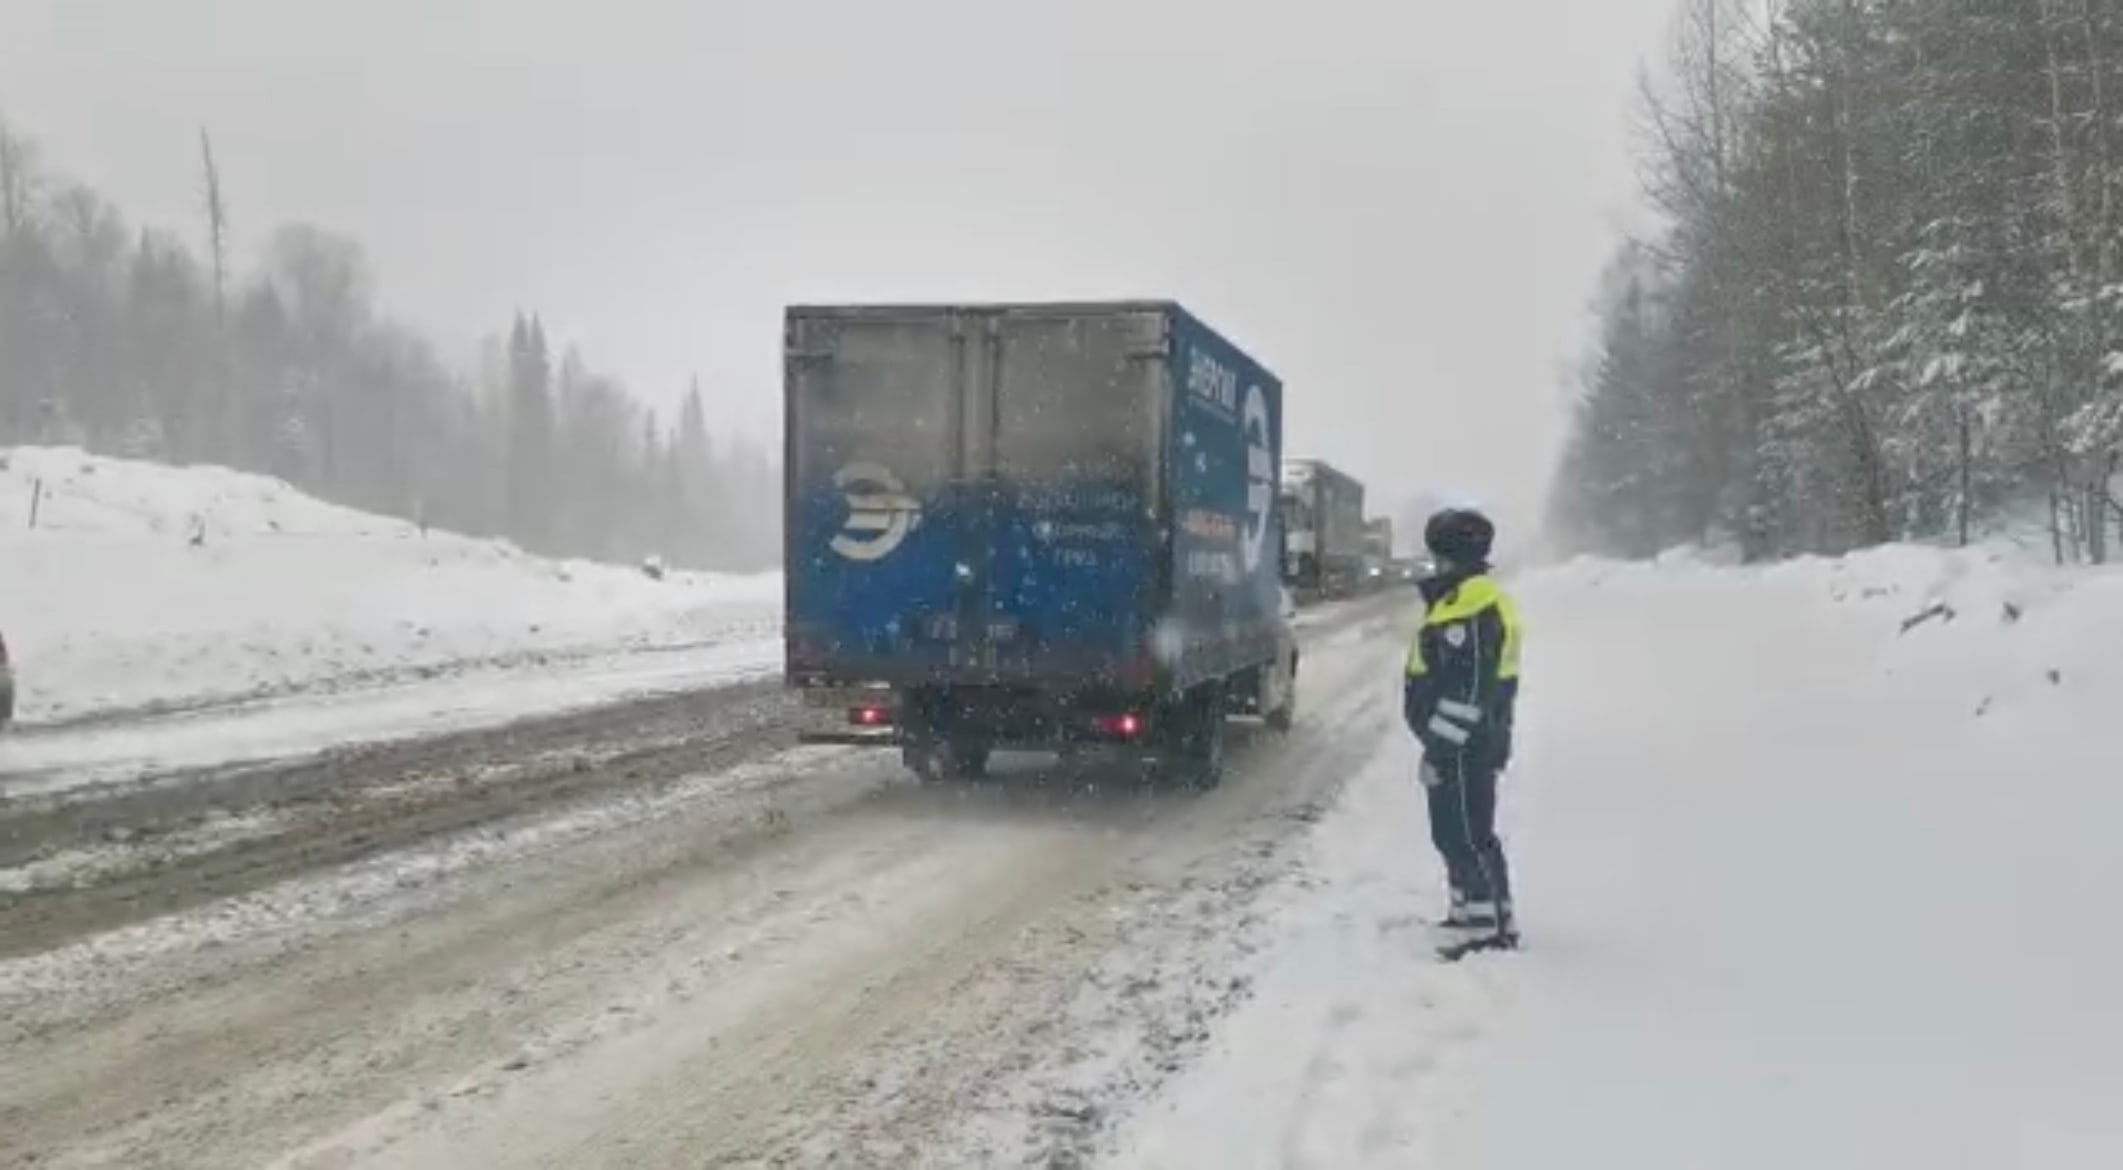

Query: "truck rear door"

xmin=786 ymin=310 xmax=970 ymax=681
xmin=787 ymin=305 xmax=1163 ymax=686
xmin=981 ymin=307 xmax=1165 ymax=681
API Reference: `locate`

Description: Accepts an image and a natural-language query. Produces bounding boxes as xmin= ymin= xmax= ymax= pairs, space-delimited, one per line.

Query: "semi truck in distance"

xmin=1278 ymin=458 xmax=1365 ymax=600
xmin=1362 ymin=516 xmax=1395 ymax=589
xmin=782 ymin=300 xmax=1296 ymax=789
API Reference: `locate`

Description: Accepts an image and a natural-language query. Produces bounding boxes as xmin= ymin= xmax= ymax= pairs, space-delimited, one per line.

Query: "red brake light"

xmin=850 ymin=705 xmax=891 ymax=727
xmin=1092 ymin=712 xmax=1144 ymax=738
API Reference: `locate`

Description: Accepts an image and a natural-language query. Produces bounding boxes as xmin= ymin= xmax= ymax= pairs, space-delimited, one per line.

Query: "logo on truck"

xmin=1187 ymin=349 xmax=1240 ymax=416
xmin=829 ymin=462 xmax=922 ymax=562
xmin=1240 ymin=383 xmax=1274 ymax=575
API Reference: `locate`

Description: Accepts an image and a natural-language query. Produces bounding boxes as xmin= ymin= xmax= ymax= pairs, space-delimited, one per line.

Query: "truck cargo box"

xmin=1279 ymin=458 xmax=1366 ymax=596
xmin=1364 ymin=516 xmax=1394 ymax=561
xmin=784 ymin=301 xmax=1284 ymax=698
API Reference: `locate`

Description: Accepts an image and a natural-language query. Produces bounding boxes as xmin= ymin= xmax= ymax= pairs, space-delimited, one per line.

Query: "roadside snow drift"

xmin=1113 ymin=544 xmax=2123 ymax=1169
xmin=0 ymin=447 xmax=779 ymax=726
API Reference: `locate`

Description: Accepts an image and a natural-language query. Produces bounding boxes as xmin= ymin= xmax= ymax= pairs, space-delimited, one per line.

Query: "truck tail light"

xmin=1091 ymin=712 xmax=1144 ymax=739
xmin=849 ymin=704 xmax=893 ymax=728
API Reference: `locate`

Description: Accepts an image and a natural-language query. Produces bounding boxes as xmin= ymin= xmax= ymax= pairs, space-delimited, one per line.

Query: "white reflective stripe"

xmin=1426 ymin=716 xmax=1470 ymax=745
xmin=1437 ymin=699 xmax=1483 ymax=724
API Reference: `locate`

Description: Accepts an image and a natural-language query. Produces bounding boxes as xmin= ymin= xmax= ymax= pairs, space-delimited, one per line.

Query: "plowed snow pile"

xmin=1111 ymin=544 xmax=2123 ymax=1169
xmin=0 ymin=447 xmax=778 ymax=725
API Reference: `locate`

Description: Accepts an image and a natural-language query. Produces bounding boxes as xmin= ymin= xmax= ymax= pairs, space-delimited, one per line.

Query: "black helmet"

xmin=1424 ymin=508 xmax=1494 ymax=566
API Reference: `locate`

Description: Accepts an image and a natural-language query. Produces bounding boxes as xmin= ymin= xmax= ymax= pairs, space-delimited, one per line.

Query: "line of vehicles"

xmin=1278 ymin=459 xmax=1419 ymax=600
xmin=2 ymin=301 xmax=1408 ymax=772
xmin=780 ymin=299 xmax=1417 ymax=789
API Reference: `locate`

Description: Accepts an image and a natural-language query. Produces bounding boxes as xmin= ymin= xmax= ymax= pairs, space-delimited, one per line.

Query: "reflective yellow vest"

xmin=1404 ymin=574 xmax=1521 ymax=760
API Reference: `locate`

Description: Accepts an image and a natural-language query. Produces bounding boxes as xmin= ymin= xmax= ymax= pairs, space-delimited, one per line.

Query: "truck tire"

xmin=952 ymin=741 xmax=993 ymax=780
xmin=1265 ymin=690 xmax=1296 ymax=733
xmin=904 ymin=737 xmax=991 ymax=783
xmin=1265 ymin=655 xmax=1298 ymax=733
xmin=1151 ymin=692 xmax=1224 ymax=792
xmin=1184 ymin=703 xmax=1227 ymax=790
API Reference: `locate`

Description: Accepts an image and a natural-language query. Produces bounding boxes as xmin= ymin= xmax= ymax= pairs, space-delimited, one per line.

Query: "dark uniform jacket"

xmin=1403 ymin=568 xmax=1522 ymax=770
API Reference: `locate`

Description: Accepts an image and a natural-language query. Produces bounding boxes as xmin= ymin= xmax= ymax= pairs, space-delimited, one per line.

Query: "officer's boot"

xmin=1441 ymin=886 xmax=1473 ymax=928
xmin=1492 ymin=898 xmax=1520 ymax=949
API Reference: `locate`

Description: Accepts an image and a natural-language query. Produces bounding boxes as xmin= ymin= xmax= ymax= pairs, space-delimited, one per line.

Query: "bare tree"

xmin=1552 ymin=0 xmax=2123 ymax=563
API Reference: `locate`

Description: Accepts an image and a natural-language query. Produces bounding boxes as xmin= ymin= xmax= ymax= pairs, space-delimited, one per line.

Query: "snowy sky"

xmin=0 ymin=0 xmax=1677 ymax=540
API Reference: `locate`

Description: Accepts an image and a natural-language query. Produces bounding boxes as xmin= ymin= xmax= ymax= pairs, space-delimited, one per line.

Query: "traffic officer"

xmin=1403 ymin=507 xmax=1523 ymax=951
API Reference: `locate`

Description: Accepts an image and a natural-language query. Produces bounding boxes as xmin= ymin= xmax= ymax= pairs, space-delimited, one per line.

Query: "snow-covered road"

xmin=0 ymin=594 xmax=1415 ymax=1169
xmin=0 ymin=634 xmax=780 ymax=802
xmin=9 ymin=547 xmax=2116 ymax=1170
xmin=1114 ymin=550 xmax=2123 ymax=1169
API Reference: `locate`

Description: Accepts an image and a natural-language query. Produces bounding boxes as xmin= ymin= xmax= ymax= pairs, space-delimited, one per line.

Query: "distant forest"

xmin=0 ymin=111 xmax=776 ymax=572
xmin=1550 ymin=0 xmax=2123 ymax=565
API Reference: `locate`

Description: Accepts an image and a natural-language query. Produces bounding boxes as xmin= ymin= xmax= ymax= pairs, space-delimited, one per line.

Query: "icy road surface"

xmin=14 ymin=547 xmax=2110 ymax=1170
xmin=0 ymin=595 xmax=1411 ymax=1168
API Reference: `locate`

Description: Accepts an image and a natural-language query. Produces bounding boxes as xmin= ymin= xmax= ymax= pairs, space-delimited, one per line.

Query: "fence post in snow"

xmin=28 ymin=478 xmax=41 ymax=529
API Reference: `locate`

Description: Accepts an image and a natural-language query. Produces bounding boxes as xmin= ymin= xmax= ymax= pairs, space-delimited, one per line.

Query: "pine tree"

xmin=1552 ymin=0 xmax=2123 ymax=562
xmin=0 ymin=112 xmax=782 ymax=571
xmin=505 ymin=315 xmax=556 ymax=552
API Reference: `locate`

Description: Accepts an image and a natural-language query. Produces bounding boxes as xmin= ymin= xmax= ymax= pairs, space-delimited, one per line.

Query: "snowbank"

xmin=1534 ymin=540 xmax=2117 ymax=723
xmin=1113 ymin=542 xmax=2123 ymax=1168
xmin=0 ymin=447 xmax=780 ymax=725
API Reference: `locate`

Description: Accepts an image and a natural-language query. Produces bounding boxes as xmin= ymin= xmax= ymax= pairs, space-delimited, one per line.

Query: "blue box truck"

xmin=783 ymin=301 xmax=1297 ymax=788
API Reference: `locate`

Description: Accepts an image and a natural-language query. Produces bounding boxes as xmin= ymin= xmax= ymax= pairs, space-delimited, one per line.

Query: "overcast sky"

xmin=1 ymin=0 xmax=1677 ymax=543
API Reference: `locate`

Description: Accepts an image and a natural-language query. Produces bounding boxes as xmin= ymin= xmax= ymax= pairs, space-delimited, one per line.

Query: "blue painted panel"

xmin=1165 ymin=306 xmax=1285 ymax=676
xmin=785 ymin=303 xmax=1282 ymax=690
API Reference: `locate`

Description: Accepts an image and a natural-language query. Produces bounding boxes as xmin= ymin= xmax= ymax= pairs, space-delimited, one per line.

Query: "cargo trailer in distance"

xmin=1278 ymin=458 xmax=1366 ymax=600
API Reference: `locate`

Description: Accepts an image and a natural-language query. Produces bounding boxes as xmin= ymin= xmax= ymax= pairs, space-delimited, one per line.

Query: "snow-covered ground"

xmin=0 ymin=637 xmax=785 ymax=801
xmin=0 ymin=596 xmax=1411 ymax=1169
xmin=12 ymin=447 xmax=2120 ymax=1168
xmin=1113 ymin=544 xmax=2123 ymax=1168
xmin=11 ymin=539 xmax=2116 ymax=1167
xmin=0 ymin=446 xmax=1393 ymax=798
xmin=0 ymin=446 xmax=780 ymax=728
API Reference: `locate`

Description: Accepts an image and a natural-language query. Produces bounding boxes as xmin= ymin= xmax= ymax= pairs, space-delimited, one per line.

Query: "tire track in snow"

xmin=1 ymin=596 xmax=1418 ymax=1169
xmin=0 ymin=680 xmax=792 ymax=956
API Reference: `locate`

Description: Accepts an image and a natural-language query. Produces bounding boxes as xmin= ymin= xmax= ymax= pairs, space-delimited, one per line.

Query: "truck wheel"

xmin=1265 ymin=691 xmax=1296 ymax=733
xmin=1157 ymin=694 xmax=1224 ymax=792
xmin=1185 ymin=705 xmax=1227 ymax=790
xmin=904 ymin=738 xmax=990 ymax=783
xmin=1264 ymin=656 xmax=1298 ymax=733
xmin=951 ymin=741 xmax=993 ymax=780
